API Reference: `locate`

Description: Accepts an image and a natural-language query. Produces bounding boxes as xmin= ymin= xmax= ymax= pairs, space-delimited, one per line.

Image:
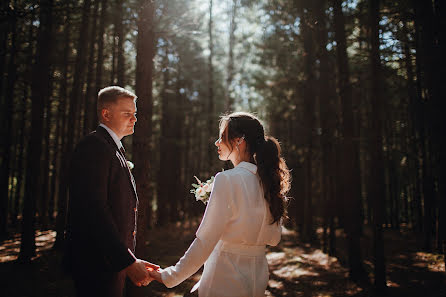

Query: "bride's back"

xmin=216 ymin=162 xmax=281 ymax=247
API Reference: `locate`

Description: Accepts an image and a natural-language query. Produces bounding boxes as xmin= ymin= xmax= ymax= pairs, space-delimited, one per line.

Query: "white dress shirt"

xmin=161 ymin=161 xmax=282 ymax=297
xmin=99 ymin=123 xmax=123 ymax=150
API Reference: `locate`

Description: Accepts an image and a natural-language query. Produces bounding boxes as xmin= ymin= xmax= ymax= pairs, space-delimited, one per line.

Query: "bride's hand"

xmin=148 ymin=268 xmax=163 ymax=284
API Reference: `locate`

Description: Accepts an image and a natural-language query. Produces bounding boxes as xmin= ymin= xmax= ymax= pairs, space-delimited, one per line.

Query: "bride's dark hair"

xmin=219 ymin=112 xmax=291 ymax=224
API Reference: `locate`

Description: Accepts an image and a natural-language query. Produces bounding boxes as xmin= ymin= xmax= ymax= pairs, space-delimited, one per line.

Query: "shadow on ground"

xmin=0 ymin=222 xmax=445 ymax=297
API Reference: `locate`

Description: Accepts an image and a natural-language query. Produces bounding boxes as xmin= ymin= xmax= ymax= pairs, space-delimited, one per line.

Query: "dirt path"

xmin=0 ymin=223 xmax=445 ymax=297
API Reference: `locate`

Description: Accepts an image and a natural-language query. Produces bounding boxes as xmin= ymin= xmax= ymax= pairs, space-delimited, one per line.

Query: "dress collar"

xmin=236 ymin=161 xmax=257 ymax=174
xmin=99 ymin=123 xmax=123 ymax=150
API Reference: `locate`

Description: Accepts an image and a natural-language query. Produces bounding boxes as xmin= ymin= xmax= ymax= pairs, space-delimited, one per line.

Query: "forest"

xmin=0 ymin=0 xmax=445 ymax=296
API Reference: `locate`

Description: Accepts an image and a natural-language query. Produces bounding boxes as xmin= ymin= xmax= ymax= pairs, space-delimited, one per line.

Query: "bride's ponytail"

xmin=255 ymin=136 xmax=290 ymax=224
xmin=219 ymin=112 xmax=291 ymax=224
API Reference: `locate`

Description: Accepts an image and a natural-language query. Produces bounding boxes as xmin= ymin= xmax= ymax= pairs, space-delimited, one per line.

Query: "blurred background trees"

xmin=0 ymin=0 xmax=444 ymax=291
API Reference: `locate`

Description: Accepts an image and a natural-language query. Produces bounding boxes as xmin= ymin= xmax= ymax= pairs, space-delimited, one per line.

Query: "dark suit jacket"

xmin=64 ymin=126 xmax=138 ymax=280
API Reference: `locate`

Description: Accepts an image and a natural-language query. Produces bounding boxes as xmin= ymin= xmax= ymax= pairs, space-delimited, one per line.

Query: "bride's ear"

xmin=236 ymin=136 xmax=245 ymax=145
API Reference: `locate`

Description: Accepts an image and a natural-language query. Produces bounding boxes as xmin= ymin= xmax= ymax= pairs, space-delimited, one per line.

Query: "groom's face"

xmin=103 ymin=96 xmax=137 ymax=139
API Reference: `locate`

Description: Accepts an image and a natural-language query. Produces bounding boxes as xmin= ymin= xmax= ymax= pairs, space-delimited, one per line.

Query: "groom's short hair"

xmin=97 ymin=86 xmax=137 ymax=119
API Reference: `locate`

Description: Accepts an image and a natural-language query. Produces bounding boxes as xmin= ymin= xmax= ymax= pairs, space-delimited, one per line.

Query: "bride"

xmin=149 ymin=111 xmax=291 ymax=296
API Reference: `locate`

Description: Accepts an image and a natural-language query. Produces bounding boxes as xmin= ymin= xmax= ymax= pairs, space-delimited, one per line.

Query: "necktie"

xmin=120 ymin=147 xmax=126 ymax=159
xmin=119 ymin=146 xmax=136 ymax=190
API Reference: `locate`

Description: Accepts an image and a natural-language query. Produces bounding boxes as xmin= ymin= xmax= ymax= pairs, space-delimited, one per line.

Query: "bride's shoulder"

xmin=216 ymin=167 xmax=238 ymax=177
xmin=214 ymin=168 xmax=240 ymax=185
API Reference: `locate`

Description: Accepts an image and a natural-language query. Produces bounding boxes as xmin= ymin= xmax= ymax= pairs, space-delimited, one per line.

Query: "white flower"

xmin=126 ymin=161 xmax=134 ymax=170
xmin=203 ymin=183 xmax=211 ymax=193
xmin=191 ymin=174 xmax=217 ymax=204
xmin=195 ymin=187 xmax=206 ymax=200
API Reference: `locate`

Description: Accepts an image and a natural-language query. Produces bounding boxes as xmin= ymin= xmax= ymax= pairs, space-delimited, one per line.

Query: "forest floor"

xmin=0 ymin=221 xmax=445 ymax=297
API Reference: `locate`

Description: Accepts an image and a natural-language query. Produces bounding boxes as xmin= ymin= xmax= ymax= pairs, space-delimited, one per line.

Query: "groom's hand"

xmin=125 ymin=259 xmax=155 ymax=287
xmin=142 ymin=260 xmax=160 ymax=272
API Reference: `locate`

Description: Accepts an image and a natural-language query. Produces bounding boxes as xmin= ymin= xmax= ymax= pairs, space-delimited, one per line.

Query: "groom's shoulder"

xmin=77 ymin=130 xmax=103 ymax=146
xmin=74 ymin=130 xmax=110 ymax=154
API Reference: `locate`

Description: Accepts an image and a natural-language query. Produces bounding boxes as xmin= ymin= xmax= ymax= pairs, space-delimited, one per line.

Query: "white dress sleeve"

xmin=161 ymin=172 xmax=233 ymax=288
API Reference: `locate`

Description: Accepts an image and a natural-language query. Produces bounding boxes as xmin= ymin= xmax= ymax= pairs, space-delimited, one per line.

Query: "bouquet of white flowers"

xmin=190 ymin=175 xmax=215 ymax=204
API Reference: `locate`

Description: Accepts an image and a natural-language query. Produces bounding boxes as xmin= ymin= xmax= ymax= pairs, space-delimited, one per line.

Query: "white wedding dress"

xmin=160 ymin=161 xmax=281 ymax=297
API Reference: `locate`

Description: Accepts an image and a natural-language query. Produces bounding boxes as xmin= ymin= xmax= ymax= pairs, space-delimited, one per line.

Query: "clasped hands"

xmin=125 ymin=259 xmax=164 ymax=287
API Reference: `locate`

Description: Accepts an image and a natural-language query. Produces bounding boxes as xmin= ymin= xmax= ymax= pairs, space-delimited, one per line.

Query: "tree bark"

xmin=225 ymin=0 xmax=237 ymax=111
xmin=433 ymin=0 xmax=446 ymax=267
xmin=127 ymin=2 xmax=155 ymax=295
xmin=84 ymin=0 xmax=99 ymax=135
xmin=12 ymin=9 xmax=35 ymax=228
xmin=12 ymin=107 xmax=26 ymax=227
xmin=315 ymin=0 xmax=332 ymax=255
xmin=0 ymin=0 xmax=9 ymax=106
xmin=157 ymin=41 xmax=171 ymax=226
xmin=368 ymin=0 xmax=387 ymax=291
xmin=91 ymin=0 xmax=108 ymax=131
xmin=54 ymin=2 xmax=79 ymax=249
xmin=115 ymin=0 xmax=125 ymax=86
xmin=19 ymin=0 xmax=54 ymax=262
xmin=0 ymin=2 xmax=17 ymax=240
xmin=298 ymin=1 xmax=316 ymax=243
xmin=413 ymin=0 xmax=436 ymax=252
xmin=172 ymin=70 xmax=184 ymax=223
xmin=401 ymin=19 xmax=423 ymax=232
xmin=333 ymin=0 xmax=367 ymax=281
xmin=207 ymin=0 xmax=215 ymax=171
xmin=74 ymin=0 xmax=92 ymax=141
xmin=40 ymin=81 xmax=53 ymax=230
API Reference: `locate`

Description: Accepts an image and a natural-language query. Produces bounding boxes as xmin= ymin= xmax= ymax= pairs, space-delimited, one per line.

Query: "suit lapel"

xmin=95 ymin=126 xmax=138 ymax=200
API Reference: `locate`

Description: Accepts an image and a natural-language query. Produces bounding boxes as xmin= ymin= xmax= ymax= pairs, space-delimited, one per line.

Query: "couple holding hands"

xmin=63 ymin=86 xmax=291 ymax=297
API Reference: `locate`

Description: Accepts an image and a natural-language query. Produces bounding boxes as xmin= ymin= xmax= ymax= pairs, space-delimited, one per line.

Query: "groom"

xmin=64 ymin=86 xmax=157 ymax=297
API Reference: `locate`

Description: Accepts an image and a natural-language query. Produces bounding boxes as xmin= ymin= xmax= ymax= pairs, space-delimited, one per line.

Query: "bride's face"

xmin=215 ymin=129 xmax=232 ymax=161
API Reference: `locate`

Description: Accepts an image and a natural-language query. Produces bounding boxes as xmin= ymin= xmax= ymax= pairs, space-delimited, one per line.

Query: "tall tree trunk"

xmin=315 ymin=0 xmax=332 ymax=255
xmin=115 ymin=0 xmax=125 ymax=86
xmin=12 ymin=11 xmax=35 ymax=228
xmin=54 ymin=0 xmax=91 ymax=248
xmin=207 ymin=0 xmax=215 ymax=171
xmin=91 ymin=0 xmax=108 ymax=131
xmin=19 ymin=0 xmax=54 ymax=262
xmin=402 ymin=19 xmax=423 ymax=232
xmin=413 ymin=0 xmax=437 ymax=252
xmin=333 ymin=0 xmax=367 ymax=282
xmin=299 ymin=2 xmax=316 ymax=243
xmin=0 ymin=2 xmax=17 ymax=240
xmin=40 ymin=85 xmax=53 ymax=230
xmin=225 ymin=0 xmax=237 ymax=111
xmin=0 ymin=0 xmax=9 ymax=106
xmin=84 ymin=0 xmax=99 ymax=135
xmin=49 ymin=90 xmax=65 ymax=225
xmin=12 ymin=108 xmax=26 ymax=227
xmin=157 ymin=41 xmax=171 ymax=226
xmin=172 ymin=72 xmax=184 ymax=223
xmin=368 ymin=0 xmax=387 ymax=291
xmin=128 ymin=3 xmax=155 ymax=296
xmin=111 ymin=29 xmax=117 ymax=85
xmin=74 ymin=0 xmax=92 ymax=141
xmin=433 ymin=0 xmax=446 ymax=267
